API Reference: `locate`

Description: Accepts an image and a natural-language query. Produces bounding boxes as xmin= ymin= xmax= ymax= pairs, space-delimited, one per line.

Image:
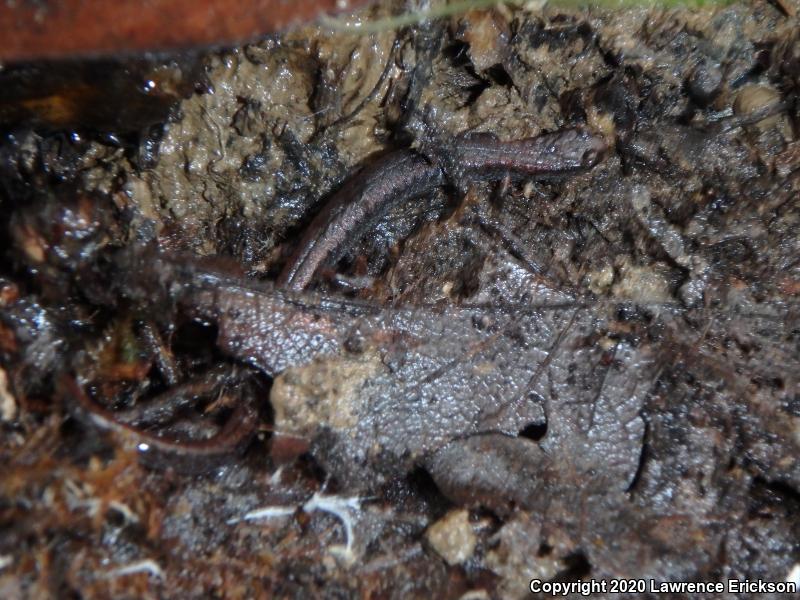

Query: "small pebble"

xmin=425 ymin=509 xmax=476 ymax=566
xmin=686 ymin=60 xmax=723 ymax=106
xmin=0 ymin=368 xmax=16 ymax=422
xmin=733 ymin=84 xmax=783 ymax=131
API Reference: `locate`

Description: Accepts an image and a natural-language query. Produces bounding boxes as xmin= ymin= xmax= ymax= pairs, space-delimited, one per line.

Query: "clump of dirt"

xmin=1 ymin=0 xmax=799 ymax=597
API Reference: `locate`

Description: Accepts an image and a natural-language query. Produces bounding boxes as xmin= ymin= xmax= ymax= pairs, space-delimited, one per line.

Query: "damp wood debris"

xmin=1 ymin=0 xmax=800 ymax=597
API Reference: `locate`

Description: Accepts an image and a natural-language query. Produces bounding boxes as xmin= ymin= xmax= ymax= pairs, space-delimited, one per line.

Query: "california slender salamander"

xmin=278 ymin=128 xmax=607 ymax=291
xmin=277 ymin=150 xmax=444 ymax=290
xmin=64 ymin=375 xmax=259 ymax=473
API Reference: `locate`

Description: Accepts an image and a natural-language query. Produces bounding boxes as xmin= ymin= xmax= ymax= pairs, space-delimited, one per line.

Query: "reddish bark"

xmin=0 ymin=0 xmax=368 ymax=62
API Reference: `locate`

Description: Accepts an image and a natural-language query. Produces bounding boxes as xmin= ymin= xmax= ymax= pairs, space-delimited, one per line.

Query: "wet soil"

xmin=1 ymin=0 xmax=799 ymax=598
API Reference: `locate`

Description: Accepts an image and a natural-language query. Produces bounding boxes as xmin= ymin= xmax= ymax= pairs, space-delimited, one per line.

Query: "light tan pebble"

xmin=733 ymin=85 xmax=786 ymax=133
xmin=0 ymin=368 xmax=16 ymax=422
xmin=459 ymin=590 xmax=490 ymax=600
xmin=456 ymin=10 xmax=510 ymax=73
xmin=425 ymin=509 xmax=476 ymax=566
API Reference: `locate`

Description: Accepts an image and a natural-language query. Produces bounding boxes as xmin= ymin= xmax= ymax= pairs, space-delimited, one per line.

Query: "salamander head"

xmin=554 ymin=128 xmax=608 ymax=170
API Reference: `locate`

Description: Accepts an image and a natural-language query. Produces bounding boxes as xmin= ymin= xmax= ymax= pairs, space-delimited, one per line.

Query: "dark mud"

xmin=1 ymin=0 xmax=799 ymax=598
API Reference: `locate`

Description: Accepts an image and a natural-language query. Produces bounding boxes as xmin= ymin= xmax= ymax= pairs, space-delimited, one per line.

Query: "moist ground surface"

xmin=1 ymin=0 xmax=799 ymax=598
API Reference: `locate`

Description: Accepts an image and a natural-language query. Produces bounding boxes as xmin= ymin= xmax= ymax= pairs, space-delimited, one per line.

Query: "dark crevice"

xmin=552 ymin=551 xmax=592 ymax=581
xmin=626 ymin=420 xmax=650 ymax=494
xmin=519 ymin=421 xmax=548 ymax=442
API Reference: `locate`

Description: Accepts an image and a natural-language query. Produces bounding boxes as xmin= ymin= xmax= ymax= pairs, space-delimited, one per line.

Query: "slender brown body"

xmin=451 ymin=128 xmax=606 ymax=177
xmin=278 ymin=128 xmax=607 ymax=291
xmin=277 ymin=151 xmax=444 ymax=290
